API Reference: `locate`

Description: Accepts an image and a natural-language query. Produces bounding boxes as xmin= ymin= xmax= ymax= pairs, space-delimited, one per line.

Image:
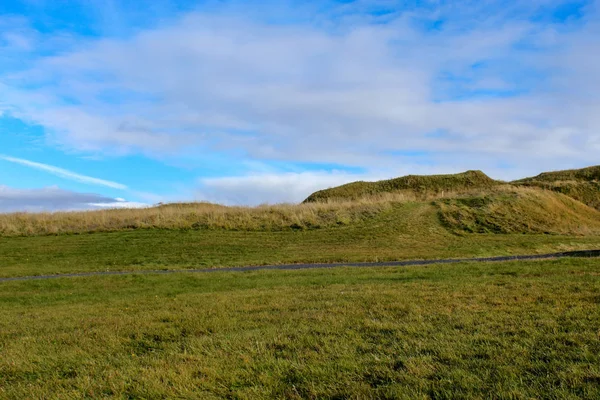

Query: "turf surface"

xmin=1 ymin=258 xmax=599 ymax=399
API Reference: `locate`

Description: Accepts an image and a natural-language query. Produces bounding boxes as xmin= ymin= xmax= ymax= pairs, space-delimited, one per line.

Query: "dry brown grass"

xmin=0 ymin=188 xmax=503 ymax=238
xmin=2 ymin=185 xmax=598 ymax=238
xmin=438 ymin=186 xmax=600 ymax=235
xmin=0 ymin=197 xmax=404 ymax=237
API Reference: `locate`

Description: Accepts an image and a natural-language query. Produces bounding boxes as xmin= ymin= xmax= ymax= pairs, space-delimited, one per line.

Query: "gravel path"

xmin=1 ymin=250 xmax=599 ymax=283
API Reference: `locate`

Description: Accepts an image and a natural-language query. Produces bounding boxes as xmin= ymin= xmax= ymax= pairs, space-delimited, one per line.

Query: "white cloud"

xmin=87 ymin=200 xmax=148 ymax=209
xmin=0 ymin=185 xmax=145 ymax=213
xmin=0 ymin=1 xmax=599 ymax=179
xmin=197 ymin=171 xmax=385 ymax=205
xmin=0 ymin=155 xmax=128 ymax=190
xmin=194 ymin=160 xmax=522 ymax=205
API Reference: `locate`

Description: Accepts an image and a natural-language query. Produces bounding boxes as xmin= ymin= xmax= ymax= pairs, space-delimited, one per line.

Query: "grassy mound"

xmin=438 ymin=187 xmax=600 ymax=235
xmin=514 ymin=165 xmax=600 ymax=210
xmin=304 ymin=170 xmax=501 ymax=203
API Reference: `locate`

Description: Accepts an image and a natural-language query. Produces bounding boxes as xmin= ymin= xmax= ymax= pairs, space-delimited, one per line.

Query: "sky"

xmin=0 ymin=0 xmax=599 ymax=212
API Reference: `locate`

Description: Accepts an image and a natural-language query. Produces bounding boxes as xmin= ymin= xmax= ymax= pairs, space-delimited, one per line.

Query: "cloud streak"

xmin=0 ymin=155 xmax=128 ymax=190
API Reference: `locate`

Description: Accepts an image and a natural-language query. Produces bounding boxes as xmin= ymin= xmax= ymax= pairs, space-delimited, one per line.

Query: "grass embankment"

xmin=515 ymin=165 xmax=600 ymax=210
xmin=1 ymin=258 xmax=599 ymax=399
xmin=438 ymin=188 xmax=600 ymax=234
xmin=2 ymin=200 xmax=600 ymax=278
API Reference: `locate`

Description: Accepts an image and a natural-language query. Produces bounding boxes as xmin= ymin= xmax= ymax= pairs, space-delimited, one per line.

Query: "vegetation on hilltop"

xmin=514 ymin=165 xmax=600 ymax=210
xmin=304 ymin=170 xmax=500 ymax=203
xmin=303 ymin=166 xmax=600 ymax=211
xmin=515 ymin=165 xmax=600 ymax=183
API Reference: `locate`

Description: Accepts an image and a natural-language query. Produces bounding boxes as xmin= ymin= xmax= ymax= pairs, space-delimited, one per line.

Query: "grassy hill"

xmin=513 ymin=165 xmax=600 ymax=210
xmin=438 ymin=188 xmax=600 ymax=234
xmin=0 ymin=165 xmax=599 ymax=279
xmin=304 ymin=166 xmax=600 ymax=207
xmin=301 ymin=166 xmax=600 ymax=234
xmin=304 ymin=170 xmax=501 ymax=203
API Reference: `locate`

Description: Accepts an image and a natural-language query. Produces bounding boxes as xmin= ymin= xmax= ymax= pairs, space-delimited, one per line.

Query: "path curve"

xmin=1 ymin=250 xmax=599 ymax=283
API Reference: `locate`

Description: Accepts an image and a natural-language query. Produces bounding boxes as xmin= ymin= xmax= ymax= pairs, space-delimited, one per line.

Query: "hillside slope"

xmin=304 ymin=170 xmax=501 ymax=203
xmin=2 ymin=167 xmax=599 ymax=239
xmin=438 ymin=188 xmax=600 ymax=234
xmin=513 ymin=165 xmax=600 ymax=210
xmin=304 ymin=166 xmax=600 ymax=211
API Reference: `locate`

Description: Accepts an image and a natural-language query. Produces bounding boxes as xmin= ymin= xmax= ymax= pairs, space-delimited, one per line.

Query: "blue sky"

xmin=0 ymin=0 xmax=599 ymax=211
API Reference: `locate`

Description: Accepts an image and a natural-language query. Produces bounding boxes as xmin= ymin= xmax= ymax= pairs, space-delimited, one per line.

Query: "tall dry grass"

xmin=4 ymin=185 xmax=592 ymax=237
xmin=437 ymin=186 xmax=600 ymax=235
xmin=0 ymin=194 xmax=416 ymax=237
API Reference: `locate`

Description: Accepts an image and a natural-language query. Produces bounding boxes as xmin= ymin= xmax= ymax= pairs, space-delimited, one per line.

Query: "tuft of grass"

xmin=1 ymin=258 xmax=599 ymax=399
xmin=304 ymin=170 xmax=501 ymax=203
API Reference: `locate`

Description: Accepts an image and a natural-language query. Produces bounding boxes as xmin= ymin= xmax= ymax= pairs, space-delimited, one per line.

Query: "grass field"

xmin=2 ymin=168 xmax=599 ymax=398
xmin=1 ymin=258 xmax=600 ymax=399
xmin=2 ymin=201 xmax=600 ymax=278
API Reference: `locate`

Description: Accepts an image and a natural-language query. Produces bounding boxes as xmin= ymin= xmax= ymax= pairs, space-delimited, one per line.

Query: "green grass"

xmin=1 ymin=258 xmax=600 ymax=399
xmin=2 ymin=168 xmax=599 ymax=398
xmin=2 ymin=202 xmax=600 ymax=278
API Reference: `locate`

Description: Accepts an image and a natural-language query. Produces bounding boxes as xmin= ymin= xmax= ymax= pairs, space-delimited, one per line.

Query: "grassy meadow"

xmin=1 ymin=167 xmax=600 ymax=398
xmin=1 ymin=258 xmax=600 ymax=399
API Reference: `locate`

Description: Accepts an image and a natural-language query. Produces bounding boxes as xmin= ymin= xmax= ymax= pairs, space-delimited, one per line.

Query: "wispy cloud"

xmin=0 ymin=155 xmax=128 ymax=190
